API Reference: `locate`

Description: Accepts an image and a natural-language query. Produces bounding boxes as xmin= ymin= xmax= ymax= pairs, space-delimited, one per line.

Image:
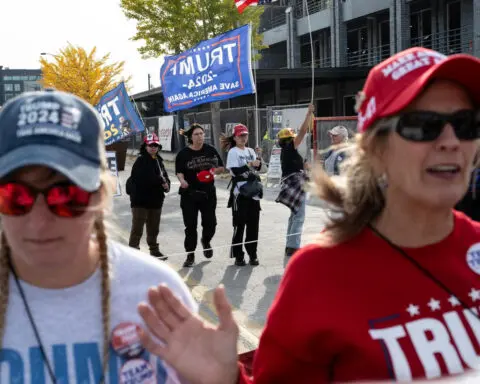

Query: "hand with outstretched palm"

xmin=137 ymin=284 xmax=240 ymax=384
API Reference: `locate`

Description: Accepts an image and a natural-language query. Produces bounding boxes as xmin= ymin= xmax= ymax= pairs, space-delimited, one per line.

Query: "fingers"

xmin=147 ymin=285 xmax=193 ymax=330
xmin=138 ymin=302 xmax=171 ymax=342
xmin=137 ymin=325 xmax=168 ymax=359
xmin=157 ymin=284 xmax=193 ymax=321
xmin=213 ymin=285 xmax=237 ymax=333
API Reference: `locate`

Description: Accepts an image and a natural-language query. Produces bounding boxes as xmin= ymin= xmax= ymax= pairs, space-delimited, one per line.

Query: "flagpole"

xmin=250 ymin=21 xmax=260 ymax=149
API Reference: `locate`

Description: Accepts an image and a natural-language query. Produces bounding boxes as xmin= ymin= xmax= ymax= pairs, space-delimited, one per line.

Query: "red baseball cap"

xmin=144 ymin=133 xmax=160 ymax=145
xmin=233 ymin=124 xmax=249 ymax=137
xmin=356 ymin=47 xmax=480 ymax=133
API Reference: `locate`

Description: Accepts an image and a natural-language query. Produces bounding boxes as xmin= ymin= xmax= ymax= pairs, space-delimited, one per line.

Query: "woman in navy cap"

xmin=0 ymin=89 xmax=196 ymax=383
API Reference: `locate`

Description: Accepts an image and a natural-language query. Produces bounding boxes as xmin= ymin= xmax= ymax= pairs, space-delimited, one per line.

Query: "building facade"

xmin=0 ymin=66 xmax=42 ymax=106
xmin=258 ymin=0 xmax=480 ymax=114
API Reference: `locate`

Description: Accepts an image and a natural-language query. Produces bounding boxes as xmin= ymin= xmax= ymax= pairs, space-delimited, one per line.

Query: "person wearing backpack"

xmin=222 ymin=124 xmax=263 ymax=266
xmin=127 ymin=133 xmax=170 ymax=259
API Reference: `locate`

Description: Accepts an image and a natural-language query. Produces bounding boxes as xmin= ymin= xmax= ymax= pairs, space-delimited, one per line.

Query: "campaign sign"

xmin=106 ymin=151 xmax=121 ymax=197
xmin=96 ymin=82 xmax=145 ymax=145
xmin=160 ymin=24 xmax=256 ymax=112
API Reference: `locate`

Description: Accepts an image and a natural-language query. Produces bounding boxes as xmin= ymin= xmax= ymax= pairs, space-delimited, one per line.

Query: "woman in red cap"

xmin=127 ymin=133 xmax=170 ymax=259
xmin=222 ymin=124 xmax=263 ymax=266
xmin=138 ymin=47 xmax=480 ymax=383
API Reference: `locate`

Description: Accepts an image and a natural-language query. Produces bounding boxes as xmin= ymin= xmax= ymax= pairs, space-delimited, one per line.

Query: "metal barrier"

xmin=295 ymin=0 xmax=330 ymax=18
xmin=411 ymin=25 xmax=473 ymax=56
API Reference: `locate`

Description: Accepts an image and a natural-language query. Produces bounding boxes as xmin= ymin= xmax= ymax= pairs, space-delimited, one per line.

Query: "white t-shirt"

xmin=226 ymin=146 xmax=260 ymax=200
xmin=1 ymin=241 xmax=197 ymax=384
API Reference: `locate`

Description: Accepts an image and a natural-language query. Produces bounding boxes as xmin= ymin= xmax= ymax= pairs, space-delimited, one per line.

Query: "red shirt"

xmin=239 ymin=210 xmax=480 ymax=383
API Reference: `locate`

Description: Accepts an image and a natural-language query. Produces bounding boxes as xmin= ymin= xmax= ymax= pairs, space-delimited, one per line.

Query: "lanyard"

xmin=9 ymin=259 xmax=106 ymax=384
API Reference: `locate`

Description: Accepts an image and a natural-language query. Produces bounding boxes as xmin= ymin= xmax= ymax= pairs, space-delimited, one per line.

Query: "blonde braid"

xmin=0 ymin=233 xmax=10 ymax=348
xmin=95 ymin=217 xmax=111 ymax=379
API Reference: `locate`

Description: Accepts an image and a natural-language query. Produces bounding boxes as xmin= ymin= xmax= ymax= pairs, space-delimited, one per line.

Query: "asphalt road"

xmin=110 ymin=156 xmax=330 ymax=352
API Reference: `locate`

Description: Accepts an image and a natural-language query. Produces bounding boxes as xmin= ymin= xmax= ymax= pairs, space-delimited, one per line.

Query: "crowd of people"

xmin=1 ymin=45 xmax=480 ymax=383
xmin=126 ymin=105 xmax=318 ymax=267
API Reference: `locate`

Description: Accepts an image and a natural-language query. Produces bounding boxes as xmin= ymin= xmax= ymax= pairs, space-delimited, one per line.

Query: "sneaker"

xmin=234 ymin=258 xmax=247 ymax=267
xmin=183 ymin=253 xmax=195 ymax=268
xmin=150 ymin=249 xmax=168 ymax=261
xmin=201 ymin=238 xmax=213 ymax=259
xmin=249 ymin=257 xmax=259 ymax=266
xmin=285 ymin=247 xmax=299 ymax=257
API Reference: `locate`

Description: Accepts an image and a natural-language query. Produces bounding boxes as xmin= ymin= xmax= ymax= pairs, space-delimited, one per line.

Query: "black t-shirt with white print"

xmin=175 ymin=144 xmax=224 ymax=192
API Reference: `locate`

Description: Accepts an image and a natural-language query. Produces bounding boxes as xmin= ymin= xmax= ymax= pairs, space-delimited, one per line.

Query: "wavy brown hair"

xmin=313 ymin=121 xmax=390 ymax=245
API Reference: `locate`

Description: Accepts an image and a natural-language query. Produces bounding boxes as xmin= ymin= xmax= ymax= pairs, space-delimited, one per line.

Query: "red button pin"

xmin=111 ymin=322 xmax=144 ymax=359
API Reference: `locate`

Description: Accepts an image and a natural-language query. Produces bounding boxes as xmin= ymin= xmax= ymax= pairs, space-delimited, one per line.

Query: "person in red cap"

xmin=175 ymin=123 xmax=225 ymax=267
xmin=137 ymin=47 xmax=480 ymax=383
xmin=127 ymin=133 xmax=170 ymax=259
xmin=221 ymin=124 xmax=263 ymax=266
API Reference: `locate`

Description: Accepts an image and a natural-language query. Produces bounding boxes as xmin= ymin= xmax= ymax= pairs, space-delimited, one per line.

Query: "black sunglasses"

xmin=386 ymin=109 xmax=480 ymax=142
xmin=147 ymin=143 xmax=160 ymax=148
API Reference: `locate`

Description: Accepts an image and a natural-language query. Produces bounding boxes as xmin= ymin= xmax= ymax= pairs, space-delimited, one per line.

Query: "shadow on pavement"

xmin=177 ymin=260 xmax=211 ymax=288
xmin=249 ymin=274 xmax=283 ymax=327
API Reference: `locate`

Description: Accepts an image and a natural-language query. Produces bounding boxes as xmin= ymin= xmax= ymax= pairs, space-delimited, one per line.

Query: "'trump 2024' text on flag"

xmin=160 ymin=24 xmax=256 ymax=113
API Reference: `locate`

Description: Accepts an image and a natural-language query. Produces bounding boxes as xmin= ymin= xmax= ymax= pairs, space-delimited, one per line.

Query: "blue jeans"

xmin=286 ymin=197 xmax=306 ymax=249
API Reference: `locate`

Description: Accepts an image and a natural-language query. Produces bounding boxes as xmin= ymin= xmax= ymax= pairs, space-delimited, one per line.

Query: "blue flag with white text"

xmin=160 ymin=24 xmax=256 ymax=112
xmin=95 ymin=82 xmax=145 ymax=145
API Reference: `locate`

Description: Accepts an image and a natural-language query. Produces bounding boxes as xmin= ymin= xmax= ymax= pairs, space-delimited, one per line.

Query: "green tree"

xmin=120 ymin=0 xmax=266 ymax=57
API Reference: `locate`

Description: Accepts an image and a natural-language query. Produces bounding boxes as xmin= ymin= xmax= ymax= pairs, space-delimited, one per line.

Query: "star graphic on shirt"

xmin=448 ymin=295 xmax=461 ymax=307
xmin=469 ymin=288 xmax=480 ymax=302
xmin=406 ymin=304 xmax=420 ymax=317
xmin=427 ymin=298 xmax=441 ymax=311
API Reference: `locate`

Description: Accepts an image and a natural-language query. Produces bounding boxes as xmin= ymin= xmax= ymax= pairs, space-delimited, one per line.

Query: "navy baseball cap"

xmin=0 ymin=89 xmax=103 ymax=191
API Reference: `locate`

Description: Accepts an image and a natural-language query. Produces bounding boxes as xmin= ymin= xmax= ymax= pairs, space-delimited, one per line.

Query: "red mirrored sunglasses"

xmin=0 ymin=182 xmax=94 ymax=218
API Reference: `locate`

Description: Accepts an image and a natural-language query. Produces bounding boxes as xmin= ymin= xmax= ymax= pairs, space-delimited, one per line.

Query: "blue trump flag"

xmin=95 ymin=82 xmax=145 ymax=145
xmin=160 ymin=24 xmax=256 ymax=112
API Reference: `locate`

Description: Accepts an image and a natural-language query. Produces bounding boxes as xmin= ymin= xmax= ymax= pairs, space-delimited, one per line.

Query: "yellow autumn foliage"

xmin=40 ymin=44 xmax=131 ymax=106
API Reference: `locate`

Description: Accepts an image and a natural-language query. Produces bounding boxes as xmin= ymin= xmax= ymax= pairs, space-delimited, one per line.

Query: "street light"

xmin=40 ymin=52 xmax=59 ymax=58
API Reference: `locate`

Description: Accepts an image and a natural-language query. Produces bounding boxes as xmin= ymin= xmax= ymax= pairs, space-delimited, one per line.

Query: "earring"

xmin=377 ymin=173 xmax=388 ymax=190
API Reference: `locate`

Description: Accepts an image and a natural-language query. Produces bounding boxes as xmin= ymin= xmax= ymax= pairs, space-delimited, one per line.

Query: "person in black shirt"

xmin=276 ymin=104 xmax=314 ymax=257
xmin=127 ymin=133 xmax=170 ymax=259
xmin=175 ymin=123 xmax=225 ymax=267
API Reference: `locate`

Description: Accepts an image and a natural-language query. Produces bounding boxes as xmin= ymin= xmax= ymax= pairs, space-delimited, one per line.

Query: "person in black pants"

xmin=222 ymin=124 xmax=263 ymax=266
xmin=127 ymin=133 xmax=170 ymax=259
xmin=175 ymin=123 xmax=225 ymax=267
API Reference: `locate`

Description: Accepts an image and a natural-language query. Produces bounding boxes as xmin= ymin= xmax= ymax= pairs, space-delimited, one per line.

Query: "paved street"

xmin=110 ymin=155 xmax=330 ymax=353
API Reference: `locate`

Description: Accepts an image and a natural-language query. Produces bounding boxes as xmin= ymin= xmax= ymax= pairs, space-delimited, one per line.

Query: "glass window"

xmin=3 ymin=76 xmax=12 ymax=81
xmin=379 ymin=21 xmax=390 ymax=60
xmin=12 ymin=76 xmax=20 ymax=81
xmin=410 ymin=9 xmax=432 ymax=48
xmin=447 ymin=1 xmax=461 ymax=54
xmin=344 ymin=95 xmax=357 ymax=116
xmin=14 ymin=84 xmax=21 ymax=91
xmin=4 ymin=84 xmax=13 ymax=91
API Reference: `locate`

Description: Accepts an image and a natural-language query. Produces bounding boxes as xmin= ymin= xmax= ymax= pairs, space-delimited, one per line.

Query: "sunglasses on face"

xmin=388 ymin=109 xmax=480 ymax=142
xmin=0 ymin=181 xmax=94 ymax=218
xmin=147 ymin=144 xmax=159 ymax=148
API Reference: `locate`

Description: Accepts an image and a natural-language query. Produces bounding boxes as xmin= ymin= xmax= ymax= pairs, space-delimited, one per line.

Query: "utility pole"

xmin=148 ymin=74 xmax=151 ymax=90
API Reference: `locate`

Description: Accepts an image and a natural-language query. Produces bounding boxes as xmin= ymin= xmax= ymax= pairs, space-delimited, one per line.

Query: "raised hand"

xmin=138 ymin=285 xmax=240 ymax=384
